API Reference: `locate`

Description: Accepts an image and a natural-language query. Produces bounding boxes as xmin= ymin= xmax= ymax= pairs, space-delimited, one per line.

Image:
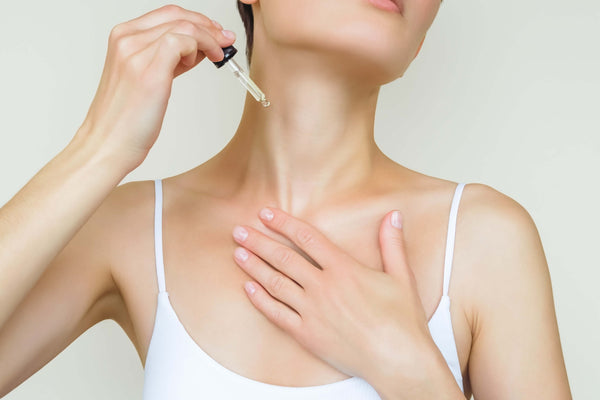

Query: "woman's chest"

xmin=114 ymin=207 xmax=473 ymax=388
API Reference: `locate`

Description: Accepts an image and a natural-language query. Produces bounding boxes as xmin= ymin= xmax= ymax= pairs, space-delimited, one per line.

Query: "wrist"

xmin=365 ymin=336 xmax=464 ymax=400
xmin=67 ymin=124 xmax=142 ymax=179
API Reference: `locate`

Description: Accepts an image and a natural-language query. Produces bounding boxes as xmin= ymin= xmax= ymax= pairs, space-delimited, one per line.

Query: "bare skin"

xmin=115 ymin=168 xmax=479 ymax=389
xmin=0 ymin=164 xmax=569 ymax=399
xmin=0 ymin=2 xmax=571 ymax=399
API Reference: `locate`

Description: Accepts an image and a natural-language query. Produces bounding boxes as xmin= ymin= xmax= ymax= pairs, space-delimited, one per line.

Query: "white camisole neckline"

xmin=142 ymin=180 xmax=466 ymax=398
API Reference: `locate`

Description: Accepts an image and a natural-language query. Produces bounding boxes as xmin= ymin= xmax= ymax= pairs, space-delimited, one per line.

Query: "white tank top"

xmin=143 ymin=180 xmax=466 ymax=398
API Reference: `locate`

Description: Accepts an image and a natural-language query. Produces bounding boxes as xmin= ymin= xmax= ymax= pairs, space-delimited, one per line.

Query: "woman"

xmin=0 ymin=1 xmax=572 ymax=399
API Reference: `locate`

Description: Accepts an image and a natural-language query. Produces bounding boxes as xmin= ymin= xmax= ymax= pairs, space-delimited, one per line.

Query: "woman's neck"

xmin=209 ymin=50 xmax=392 ymax=216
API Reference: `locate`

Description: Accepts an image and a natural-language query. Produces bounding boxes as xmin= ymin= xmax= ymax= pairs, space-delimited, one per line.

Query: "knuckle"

xmin=271 ymin=308 xmax=283 ymax=324
xmin=296 ymin=227 xmax=316 ymax=248
xmin=194 ymin=12 xmax=212 ymax=26
xmin=114 ymin=36 xmax=134 ymax=57
xmin=161 ymin=32 xmax=179 ymax=47
xmin=201 ymin=26 xmax=220 ymax=43
xmin=123 ymin=53 xmax=145 ymax=76
xmin=161 ymin=4 xmax=183 ymax=14
xmin=175 ymin=19 xmax=199 ymax=34
xmin=204 ymin=24 xmax=222 ymax=36
xmin=273 ymin=246 xmax=293 ymax=266
xmin=109 ymin=23 xmax=125 ymax=40
xmin=269 ymin=274 xmax=286 ymax=295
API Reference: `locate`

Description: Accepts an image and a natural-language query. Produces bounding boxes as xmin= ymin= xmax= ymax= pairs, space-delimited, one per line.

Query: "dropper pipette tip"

xmin=214 ymin=45 xmax=271 ymax=108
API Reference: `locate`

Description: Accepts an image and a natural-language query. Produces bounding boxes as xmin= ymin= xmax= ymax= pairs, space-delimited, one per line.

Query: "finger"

xmin=141 ymin=30 xmax=224 ymax=82
xmin=233 ymin=246 xmax=306 ymax=314
xmin=232 ymin=225 xmax=320 ymax=290
xmin=114 ymin=19 xmax=232 ymax=65
xmin=242 ymin=280 xmax=304 ymax=336
xmin=113 ymin=4 xmax=216 ymax=37
xmin=257 ymin=207 xmax=356 ymax=271
xmin=378 ymin=210 xmax=411 ymax=280
xmin=153 ymin=19 xmax=233 ymax=51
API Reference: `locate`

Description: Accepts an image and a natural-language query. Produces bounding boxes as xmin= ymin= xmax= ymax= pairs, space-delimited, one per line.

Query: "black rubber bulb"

xmin=212 ymin=45 xmax=238 ymax=68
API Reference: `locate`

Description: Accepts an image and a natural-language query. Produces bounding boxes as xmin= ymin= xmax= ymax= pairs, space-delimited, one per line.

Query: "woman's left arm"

xmin=457 ymin=185 xmax=572 ymax=400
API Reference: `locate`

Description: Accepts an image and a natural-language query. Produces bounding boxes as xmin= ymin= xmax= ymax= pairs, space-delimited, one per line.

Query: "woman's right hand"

xmin=76 ymin=4 xmax=236 ymax=172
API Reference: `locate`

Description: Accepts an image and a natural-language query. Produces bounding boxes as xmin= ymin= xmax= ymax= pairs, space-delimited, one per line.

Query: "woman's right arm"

xmin=0 ymin=4 xmax=235 ymax=395
xmin=0 ymin=130 xmax=129 ymax=332
xmin=0 ymin=148 xmax=136 ymax=397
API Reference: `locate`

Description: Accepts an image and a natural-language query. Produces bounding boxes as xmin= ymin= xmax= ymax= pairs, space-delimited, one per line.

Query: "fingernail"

xmin=244 ymin=281 xmax=256 ymax=295
xmin=211 ymin=19 xmax=223 ymax=29
xmin=391 ymin=211 xmax=402 ymax=229
xmin=259 ymin=208 xmax=274 ymax=221
xmin=233 ymin=225 xmax=248 ymax=242
xmin=222 ymin=29 xmax=235 ymax=40
xmin=234 ymin=247 xmax=248 ymax=262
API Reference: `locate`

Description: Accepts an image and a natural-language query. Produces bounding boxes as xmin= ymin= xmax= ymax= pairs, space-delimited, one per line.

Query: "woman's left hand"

xmin=231 ymin=206 xmax=437 ymax=386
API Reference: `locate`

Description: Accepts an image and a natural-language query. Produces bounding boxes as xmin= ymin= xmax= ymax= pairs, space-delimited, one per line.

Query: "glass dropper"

xmin=212 ymin=45 xmax=270 ymax=108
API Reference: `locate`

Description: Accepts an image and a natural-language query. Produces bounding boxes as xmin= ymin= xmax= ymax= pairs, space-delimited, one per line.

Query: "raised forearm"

xmin=0 ymin=130 xmax=131 ymax=327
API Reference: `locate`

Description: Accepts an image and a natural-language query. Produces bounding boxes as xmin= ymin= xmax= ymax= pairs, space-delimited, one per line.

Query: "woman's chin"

xmin=314 ymin=40 xmax=410 ymax=86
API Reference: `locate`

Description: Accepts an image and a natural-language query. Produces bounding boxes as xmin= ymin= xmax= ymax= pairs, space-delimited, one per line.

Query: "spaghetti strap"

xmin=154 ymin=179 xmax=166 ymax=293
xmin=442 ymin=183 xmax=466 ymax=297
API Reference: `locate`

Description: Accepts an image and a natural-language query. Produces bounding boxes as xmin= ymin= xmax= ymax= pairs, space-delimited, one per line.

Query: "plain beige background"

xmin=1 ymin=0 xmax=598 ymax=398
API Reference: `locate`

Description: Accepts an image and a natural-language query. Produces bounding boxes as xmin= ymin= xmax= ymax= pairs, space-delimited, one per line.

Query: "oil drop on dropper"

xmin=213 ymin=45 xmax=270 ymax=108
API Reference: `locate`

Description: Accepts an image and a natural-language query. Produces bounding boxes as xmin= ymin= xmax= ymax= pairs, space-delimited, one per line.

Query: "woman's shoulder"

xmin=458 ymin=182 xmax=536 ymax=233
xmin=99 ymin=176 xmax=203 ymax=231
xmin=425 ymin=177 xmax=540 ymax=256
xmin=100 ymin=179 xmax=156 ymax=224
xmin=86 ymin=179 xmax=157 ymax=263
xmin=407 ymin=171 xmax=532 ymax=224
xmin=450 ymin=180 xmax=546 ymax=320
xmin=409 ymin=174 xmax=542 ymax=284
xmin=399 ymin=171 xmax=530 ymax=216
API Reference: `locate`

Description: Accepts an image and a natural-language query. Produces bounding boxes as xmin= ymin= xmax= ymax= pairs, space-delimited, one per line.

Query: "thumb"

xmin=379 ymin=210 xmax=409 ymax=279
